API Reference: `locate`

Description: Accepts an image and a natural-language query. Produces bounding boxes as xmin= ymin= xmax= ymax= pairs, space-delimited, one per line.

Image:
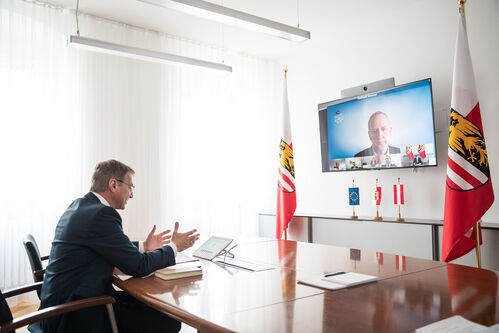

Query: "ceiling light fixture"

xmin=66 ymin=35 xmax=232 ymax=72
xmin=137 ymin=0 xmax=311 ymax=42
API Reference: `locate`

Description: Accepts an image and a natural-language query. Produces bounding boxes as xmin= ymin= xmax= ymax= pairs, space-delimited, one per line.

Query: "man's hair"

xmin=90 ymin=160 xmax=135 ymax=192
xmin=368 ymin=111 xmax=390 ymax=130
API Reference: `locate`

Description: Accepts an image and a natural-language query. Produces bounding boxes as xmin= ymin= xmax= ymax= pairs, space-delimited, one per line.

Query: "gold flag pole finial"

xmin=458 ymin=0 xmax=466 ymax=14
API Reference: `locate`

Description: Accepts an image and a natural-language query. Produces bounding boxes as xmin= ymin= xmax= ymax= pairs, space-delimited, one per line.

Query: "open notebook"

xmin=298 ymin=272 xmax=377 ymax=290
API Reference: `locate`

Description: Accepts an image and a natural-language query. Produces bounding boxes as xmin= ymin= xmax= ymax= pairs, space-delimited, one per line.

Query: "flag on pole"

xmin=406 ymin=146 xmax=415 ymax=160
xmin=395 ymin=255 xmax=406 ymax=272
xmin=276 ymin=70 xmax=297 ymax=239
xmin=349 ymin=187 xmax=360 ymax=206
xmin=418 ymin=145 xmax=427 ymax=159
xmin=374 ymin=186 xmax=382 ymax=206
xmin=443 ymin=10 xmax=494 ymax=262
xmin=375 ymin=252 xmax=384 ymax=265
xmin=393 ymin=183 xmax=405 ymax=205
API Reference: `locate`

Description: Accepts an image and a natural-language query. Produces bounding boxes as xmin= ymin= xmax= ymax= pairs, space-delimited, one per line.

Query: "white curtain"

xmin=0 ymin=0 xmax=279 ymax=293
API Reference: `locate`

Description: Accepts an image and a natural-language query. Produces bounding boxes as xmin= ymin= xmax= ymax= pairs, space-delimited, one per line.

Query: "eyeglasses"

xmin=368 ymin=126 xmax=390 ymax=135
xmin=116 ymin=179 xmax=135 ymax=194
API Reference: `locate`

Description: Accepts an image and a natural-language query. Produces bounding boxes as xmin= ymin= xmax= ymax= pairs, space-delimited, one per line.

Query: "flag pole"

xmin=284 ymin=67 xmax=288 ymax=241
xmin=475 ymin=220 xmax=482 ymax=268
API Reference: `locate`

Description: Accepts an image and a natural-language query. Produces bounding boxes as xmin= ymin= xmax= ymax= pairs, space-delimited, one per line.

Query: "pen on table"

xmin=324 ymin=271 xmax=346 ymax=277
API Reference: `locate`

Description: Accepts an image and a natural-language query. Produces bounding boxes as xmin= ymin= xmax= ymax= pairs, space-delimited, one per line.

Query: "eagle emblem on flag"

xmin=279 ymin=139 xmax=295 ymax=181
xmin=449 ymin=110 xmax=489 ymax=176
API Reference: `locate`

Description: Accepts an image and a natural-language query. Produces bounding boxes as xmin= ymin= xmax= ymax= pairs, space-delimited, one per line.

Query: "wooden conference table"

xmin=113 ymin=238 xmax=499 ymax=332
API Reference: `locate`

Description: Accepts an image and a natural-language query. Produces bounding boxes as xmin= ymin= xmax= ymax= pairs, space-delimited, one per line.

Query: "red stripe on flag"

xmin=400 ymin=184 xmax=404 ymax=204
xmin=278 ymin=169 xmax=296 ymax=192
xmin=466 ymin=103 xmax=483 ymax=132
xmin=393 ymin=185 xmax=398 ymax=205
xmin=447 ymin=156 xmax=483 ymax=188
xmin=376 ymin=186 xmax=382 ymax=205
xmin=446 ymin=175 xmax=462 ymax=190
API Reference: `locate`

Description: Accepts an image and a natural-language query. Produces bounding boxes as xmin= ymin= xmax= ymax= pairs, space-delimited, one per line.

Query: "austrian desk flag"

xmin=443 ymin=10 xmax=494 ymax=262
xmin=374 ymin=186 xmax=382 ymax=206
xmin=276 ymin=70 xmax=296 ymax=239
xmin=393 ymin=183 xmax=404 ymax=205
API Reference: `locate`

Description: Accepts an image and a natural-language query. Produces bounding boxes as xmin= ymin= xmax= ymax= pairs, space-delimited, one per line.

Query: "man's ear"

xmin=109 ymin=179 xmax=118 ymax=193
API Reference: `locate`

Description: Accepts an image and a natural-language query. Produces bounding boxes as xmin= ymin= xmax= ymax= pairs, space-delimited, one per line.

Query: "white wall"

xmin=263 ymin=0 xmax=499 ymax=222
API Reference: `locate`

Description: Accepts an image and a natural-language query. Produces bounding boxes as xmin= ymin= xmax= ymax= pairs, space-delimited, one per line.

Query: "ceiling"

xmin=44 ymin=0 xmax=317 ymax=60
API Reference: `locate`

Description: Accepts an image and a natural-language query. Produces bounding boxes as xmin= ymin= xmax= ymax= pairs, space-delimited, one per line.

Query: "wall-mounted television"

xmin=318 ymin=78 xmax=438 ymax=172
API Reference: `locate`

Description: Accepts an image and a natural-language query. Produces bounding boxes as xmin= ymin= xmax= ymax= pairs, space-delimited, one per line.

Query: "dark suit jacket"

xmin=29 ymin=192 xmax=176 ymax=333
xmin=354 ymin=145 xmax=400 ymax=158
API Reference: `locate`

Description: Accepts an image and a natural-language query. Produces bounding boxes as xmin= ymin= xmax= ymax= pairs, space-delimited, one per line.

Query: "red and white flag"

xmin=276 ymin=71 xmax=296 ymax=239
xmin=393 ymin=183 xmax=405 ymax=205
xmin=418 ymin=145 xmax=427 ymax=159
xmin=443 ymin=11 xmax=494 ymax=262
xmin=395 ymin=255 xmax=406 ymax=272
xmin=374 ymin=186 xmax=382 ymax=206
xmin=406 ymin=146 xmax=415 ymax=160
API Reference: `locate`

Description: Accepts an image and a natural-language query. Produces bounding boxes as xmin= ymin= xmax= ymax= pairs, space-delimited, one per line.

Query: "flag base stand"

xmin=351 ymin=207 xmax=358 ymax=219
xmin=395 ymin=205 xmax=404 ymax=222
xmin=373 ymin=206 xmax=382 ymax=221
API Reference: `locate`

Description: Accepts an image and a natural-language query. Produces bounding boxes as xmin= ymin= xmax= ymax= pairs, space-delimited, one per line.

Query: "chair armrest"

xmin=41 ymin=255 xmax=49 ymax=261
xmin=3 ymin=282 xmax=43 ymax=298
xmin=0 ymin=296 xmax=115 ymax=333
xmin=34 ymin=269 xmax=45 ymax=277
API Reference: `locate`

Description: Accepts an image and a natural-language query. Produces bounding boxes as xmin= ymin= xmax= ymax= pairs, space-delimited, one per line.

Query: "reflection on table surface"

xmin=114 ymin=238 xmax=498 ymax=332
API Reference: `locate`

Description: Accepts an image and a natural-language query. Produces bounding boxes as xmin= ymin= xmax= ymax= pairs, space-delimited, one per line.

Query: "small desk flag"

xmin=349 ymin=187 xmax=360 ymax=206
xmin=374 ymin=186 xmax=382 ymax=206
xmin=393 ymin=183 xmax=405 ymax=205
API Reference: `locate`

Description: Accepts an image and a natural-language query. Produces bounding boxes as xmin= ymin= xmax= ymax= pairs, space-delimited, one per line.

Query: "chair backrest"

xmin=23 ymin=234 xmax=44 ymax=300
xmin=0 ymin=289 xmax=14 ymax=332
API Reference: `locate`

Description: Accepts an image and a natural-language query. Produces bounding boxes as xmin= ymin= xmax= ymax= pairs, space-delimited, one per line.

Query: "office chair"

xmin=22 ymin=234 xmax=48 ymax=298
xmin=0 ymin=282 xmax=118 ymax=333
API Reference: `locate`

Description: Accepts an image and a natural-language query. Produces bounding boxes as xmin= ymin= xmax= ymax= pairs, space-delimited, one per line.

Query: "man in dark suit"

xmin=29 ymin=160 xmax=199 ymax=333
xmin=354 ymin=111 xmax=400 ymax=157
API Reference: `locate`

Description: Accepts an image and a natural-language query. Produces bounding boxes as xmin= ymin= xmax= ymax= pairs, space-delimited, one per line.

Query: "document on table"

xmin=415 ymin=315 xmax=499 ymax=332
xmin=298 ymin=272 xmax=377 ymax=291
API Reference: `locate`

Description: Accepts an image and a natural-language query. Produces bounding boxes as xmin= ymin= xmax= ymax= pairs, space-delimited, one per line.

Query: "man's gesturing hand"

xmin=144 ymin=225 xmax=172 ymax=252
xmin=171 ymin=221 xmax=200 ymax=252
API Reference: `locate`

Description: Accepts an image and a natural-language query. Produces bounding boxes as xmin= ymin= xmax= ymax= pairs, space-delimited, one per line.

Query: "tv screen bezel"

xmin=318 ymin=78 xmax=438 ymax=173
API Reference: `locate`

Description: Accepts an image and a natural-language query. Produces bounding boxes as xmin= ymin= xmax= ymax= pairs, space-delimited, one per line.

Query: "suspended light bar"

xmin=137 ymin=0 xmax=311 ymax=42
xmin=67 ymin=35 xmax=232 ymax=72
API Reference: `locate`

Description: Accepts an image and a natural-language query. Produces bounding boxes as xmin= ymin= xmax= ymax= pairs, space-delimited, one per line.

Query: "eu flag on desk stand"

xmin=349 ymin=179 xmax=359 ymax=219
xmin=349 ymin=188 xmax=360 ymax=206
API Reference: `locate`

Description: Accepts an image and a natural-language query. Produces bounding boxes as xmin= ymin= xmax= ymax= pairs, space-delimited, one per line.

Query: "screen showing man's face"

xmin=368 ymin=114 xmax=392 ymax=155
